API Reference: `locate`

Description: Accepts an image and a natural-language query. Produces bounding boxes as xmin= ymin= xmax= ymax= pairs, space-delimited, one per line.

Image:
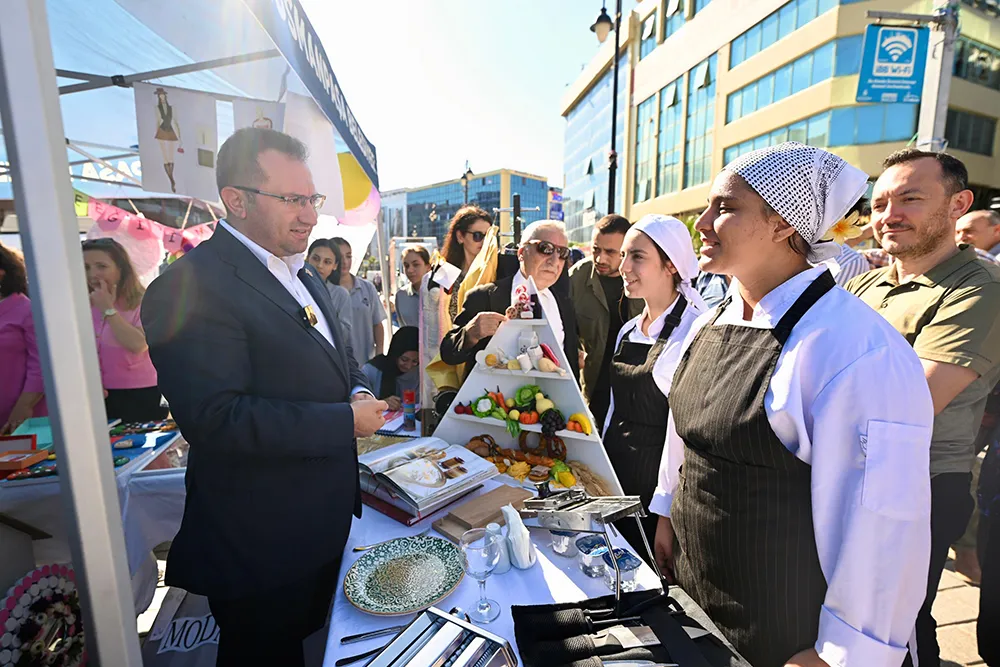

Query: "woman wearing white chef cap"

xmin=653 ymin=142 xmax=934 ymax=667
xmin=601 ymin=214 xmax=706 ymax=557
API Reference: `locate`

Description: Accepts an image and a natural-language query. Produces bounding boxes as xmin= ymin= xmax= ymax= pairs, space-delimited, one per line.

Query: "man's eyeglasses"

xmin=231 ymin=186 xmax=326 ymax=211
xmin=526 ymin=239 xmax=571 ymax=261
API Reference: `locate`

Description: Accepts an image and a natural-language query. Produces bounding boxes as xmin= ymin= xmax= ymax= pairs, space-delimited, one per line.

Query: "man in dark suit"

xmin=141 ymin=128 xmax=387 ymax=667
xmin=441 ymin=220 xmax=579 ymax=381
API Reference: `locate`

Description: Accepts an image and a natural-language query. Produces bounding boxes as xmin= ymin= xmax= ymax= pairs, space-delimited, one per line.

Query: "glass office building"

xmin=388 ymin=169 xmax=550 ymax=247
xmin=562 ymin=0 xmax=1000 ymax=221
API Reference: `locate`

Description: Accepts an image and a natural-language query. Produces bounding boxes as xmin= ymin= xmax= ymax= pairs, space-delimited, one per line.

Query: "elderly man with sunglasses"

xmin=441 ymin=220 xmax=580 ymax=382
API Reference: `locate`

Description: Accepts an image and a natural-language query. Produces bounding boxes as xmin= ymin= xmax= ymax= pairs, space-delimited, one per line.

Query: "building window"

xmin=694 ymin=0 xmax=712 ymax=14
xmin=729 ymin=0 xmax=840 ymax=69
xmin=724 ymin=103 xmax=918 ymax=161
xmin=640 ymin=13 xmax=658 ymax=59
xmin=726 ymin=37 xmax=859 ymax=124
xmin=946 ymin=109 xmax=997 ymax=155
xmin=685 ymin=55 xmax=716 ymax=188
xmin=665 ymin=0 xmax=685 ymax=38
xmin=657 ymin=80 xmax=683 ymax=195
xmin=634 ymin=96 xmax=657 ymax=203
xmin=954 ymin=37 xmax=1000 ymax=91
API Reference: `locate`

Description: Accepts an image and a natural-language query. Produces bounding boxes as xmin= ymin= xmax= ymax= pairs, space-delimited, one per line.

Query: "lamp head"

xmin=591 ymin=7 xmax=613 ymax=43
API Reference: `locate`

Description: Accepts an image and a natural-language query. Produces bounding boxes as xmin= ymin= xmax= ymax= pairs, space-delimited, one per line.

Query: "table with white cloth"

xmin=0 ymin=436 xmax=187 ymax=613
xmin=323 ymin=478 xmax=736 ymax=667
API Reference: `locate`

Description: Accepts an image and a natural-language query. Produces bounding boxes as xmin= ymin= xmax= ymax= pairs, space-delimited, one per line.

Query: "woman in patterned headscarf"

xmin=651 ymin=143 xmax=933 ymax=667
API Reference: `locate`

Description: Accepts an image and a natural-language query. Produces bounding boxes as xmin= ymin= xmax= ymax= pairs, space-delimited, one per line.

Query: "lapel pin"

xmin=302 ymin=305 xmax=318 ymax=327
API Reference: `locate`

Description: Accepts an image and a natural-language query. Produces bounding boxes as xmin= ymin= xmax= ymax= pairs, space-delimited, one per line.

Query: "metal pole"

xmin=464 ymin=181 xmax=469 ymax=205
xmin=513 ymin=193 xmax=522 ymax=247
xmin=607 ymin=0 xmax=622 ymax=215
xmin=916 ymin=1 xmax=959 ymax=150
xmin=0 ymin=2 xmax=142 ymax=665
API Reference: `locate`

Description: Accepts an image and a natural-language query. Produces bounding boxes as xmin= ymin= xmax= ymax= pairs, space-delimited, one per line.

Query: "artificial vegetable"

xmin=534 ymin=394 xmax=555 ymax=415
xmin=472 ymin=395 xmax=497 ymax=419
xmin=515 ymin=385 xmax=541 ymax=408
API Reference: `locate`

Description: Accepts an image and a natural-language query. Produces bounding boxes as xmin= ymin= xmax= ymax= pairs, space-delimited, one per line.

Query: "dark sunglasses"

xmin=465 ymin=230 xmax=487 ymax=242
xmin=526 ymin=239 xmax=570 ymax=261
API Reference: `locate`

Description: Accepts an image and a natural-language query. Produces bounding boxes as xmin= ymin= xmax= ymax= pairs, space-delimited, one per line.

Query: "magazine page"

xmin=358 ymin=437 xmax=447 ymax=475
xmin=380 ymin=443 xmax=497 ymax=509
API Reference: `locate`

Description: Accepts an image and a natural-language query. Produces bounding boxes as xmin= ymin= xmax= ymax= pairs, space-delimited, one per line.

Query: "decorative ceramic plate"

xmin=0 ymin=564 xmax=85 ymax=667
xmin=343 ymin=535 xmax=464 ymax=616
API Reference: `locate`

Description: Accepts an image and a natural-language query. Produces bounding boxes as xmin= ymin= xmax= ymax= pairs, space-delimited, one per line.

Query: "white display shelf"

xmin=476 ymin=367 xmax=575 ymax=382
xmin=447 ymin=412 xmax=600 ymax=443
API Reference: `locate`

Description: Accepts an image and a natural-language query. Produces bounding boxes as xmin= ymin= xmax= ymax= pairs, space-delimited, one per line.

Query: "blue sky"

xmin=305 ymin=0 xmax=638 ymax=192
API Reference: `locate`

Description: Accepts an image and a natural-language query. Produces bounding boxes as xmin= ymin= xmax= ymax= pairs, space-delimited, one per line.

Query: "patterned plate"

xmin=343 ymin=535 xmax=464 ymax=616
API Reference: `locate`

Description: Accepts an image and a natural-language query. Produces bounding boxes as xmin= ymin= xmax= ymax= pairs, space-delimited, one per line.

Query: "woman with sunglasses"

xmin=362 ymin=326 xmax=420 ymax=411
xmin=441 ymin=220 xmax=579 ymax=383
xmin=306 ymin=238 xmax=353 ymax=343
xmin=600 ymin=215 xmax=706 ymax=557
xmin=441 ymin=206 xmax=493 ymax=320
xmin=83 ymin=238 xmax=167 ymax=423
xmin=652 ymin=143 xmax=933 ymax=667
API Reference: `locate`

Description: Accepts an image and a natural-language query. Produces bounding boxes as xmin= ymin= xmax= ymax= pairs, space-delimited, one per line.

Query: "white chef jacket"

xmin=511 ymin=270 xmax=564 ymax=350
xmin=601 ymin=294 xmax=704 ymax=437
xmin=220 ymin=220 xmax=370 ymax=397
xmin=651 ymin=265 xmax=933 ymax=667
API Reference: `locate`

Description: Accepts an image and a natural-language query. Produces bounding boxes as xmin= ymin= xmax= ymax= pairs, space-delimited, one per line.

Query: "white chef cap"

xmin=632 ymin=214 xmax=708 ymax=312
xmin=723 ymin=142 xmax=869 ymax=262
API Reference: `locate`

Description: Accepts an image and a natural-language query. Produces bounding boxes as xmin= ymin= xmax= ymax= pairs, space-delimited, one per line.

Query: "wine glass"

xmin=459 ymin=528 xmax=501 ymax=623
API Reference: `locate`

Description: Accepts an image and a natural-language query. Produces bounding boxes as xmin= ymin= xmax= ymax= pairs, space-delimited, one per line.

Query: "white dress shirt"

xmin=652 ymin=265 xmax=933 ymax=667
xmin=820 ymin=244 xmax=872 ymax=287
xmin=511 ymin=270 xmax=564 ymax=350
xmin=601 ymin=294 xmax=704 ymax=436
xmin=220 ymin=221 xmax=370 ymax=397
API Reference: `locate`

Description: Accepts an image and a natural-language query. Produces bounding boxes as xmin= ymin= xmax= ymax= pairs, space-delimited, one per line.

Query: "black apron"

xmin=603 ymin=295 xmax=687 ymax=554
xmin=669 ymin=271 xmax=835 ymax=667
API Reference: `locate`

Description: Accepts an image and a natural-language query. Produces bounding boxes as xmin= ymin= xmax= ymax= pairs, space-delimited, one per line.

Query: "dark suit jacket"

xmin=439 ymin=274 xmax=580 ymax=382
xmin=141 ymin=225 xmax=369 ymax=600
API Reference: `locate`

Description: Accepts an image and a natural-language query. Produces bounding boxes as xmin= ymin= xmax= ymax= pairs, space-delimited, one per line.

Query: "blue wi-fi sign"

xmin=856 ymin=24 xmax=930 ymax=103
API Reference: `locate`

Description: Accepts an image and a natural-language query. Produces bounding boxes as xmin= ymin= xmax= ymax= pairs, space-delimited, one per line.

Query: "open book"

xmin=359 ymin=437 xmax=498 ymax=520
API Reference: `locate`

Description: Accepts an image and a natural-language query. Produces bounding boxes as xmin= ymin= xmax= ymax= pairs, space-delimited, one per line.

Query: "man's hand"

xmin=784 ymin=648 xmax=829 ymax=666
xmin=351 ymin=392 xmax=376 ymax=403
xmin=385 ymin=395 xmax=402 ymax=411
xmin=353 ymin=399 xmax=388 ymax=437
xmin=463 ymin=312 xmax=507 ymax=348
xmin=654 ymin=515 xmax=676 ymax=584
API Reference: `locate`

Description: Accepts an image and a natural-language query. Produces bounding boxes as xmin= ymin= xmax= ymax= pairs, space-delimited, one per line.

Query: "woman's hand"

xmin=385 ymin=395 xmax=402 ymax=411
xmin=654 ymin=515 xmax=677 ymax=584
xmin=89 ymin=279 xmax=117 ymax=311
xmin=1 ymin=398 xmax=35 ymax=435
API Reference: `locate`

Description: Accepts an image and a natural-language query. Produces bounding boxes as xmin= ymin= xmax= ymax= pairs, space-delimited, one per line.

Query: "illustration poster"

xmin=134 ymin=83 xmax=219 ymax=201
xmin=232 ymin=99 xmax=285 ymax=133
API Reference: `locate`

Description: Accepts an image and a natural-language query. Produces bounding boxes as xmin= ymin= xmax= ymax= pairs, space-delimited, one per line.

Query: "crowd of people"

xmin=3 ymin=124 xmax=999 ymax=667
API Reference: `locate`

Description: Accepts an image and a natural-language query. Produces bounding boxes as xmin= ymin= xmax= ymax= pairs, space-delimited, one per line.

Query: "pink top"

xmin=91 ymin=304 xmax=158 ymax=390
xmin=0 ymin=293 xmax=47 ymax=426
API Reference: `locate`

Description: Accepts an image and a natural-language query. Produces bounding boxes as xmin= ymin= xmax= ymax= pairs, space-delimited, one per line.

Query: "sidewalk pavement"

xmin=938 ymin=552 xmax=984 ymax=667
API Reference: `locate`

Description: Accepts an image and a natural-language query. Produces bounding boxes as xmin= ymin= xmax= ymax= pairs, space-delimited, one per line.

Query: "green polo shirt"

xmin=846 ymin=245 xmax=1000 ymax=476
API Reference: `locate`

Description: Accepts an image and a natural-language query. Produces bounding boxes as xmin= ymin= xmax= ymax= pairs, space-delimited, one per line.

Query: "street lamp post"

xmin=591 ymin=0 xmax=622 ymax=215
xmin=460 ymin=162 xmax=474 ymax=205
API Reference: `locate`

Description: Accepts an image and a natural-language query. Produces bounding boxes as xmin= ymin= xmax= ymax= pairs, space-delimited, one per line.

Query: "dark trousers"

xmin=104 ymin=386 xmax=168 ymax=423
xmin=207 ymin=559 xmax=340 ymax=667
xmin=915 ymin=473 xmax=975 ymax=667
xmin=980 ymin=506 xmax=999 ymax=666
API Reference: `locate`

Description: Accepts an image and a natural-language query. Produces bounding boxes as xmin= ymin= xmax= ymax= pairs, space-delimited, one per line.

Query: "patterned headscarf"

xmin=723 ymin=142 xmax=869 ymax=262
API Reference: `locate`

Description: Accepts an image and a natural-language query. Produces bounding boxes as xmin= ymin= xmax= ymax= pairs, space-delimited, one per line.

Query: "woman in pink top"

xmin=82 ymin=238 xmax=166 ymax=423
xmin=0 ymin=244 xmax=47 ymax=434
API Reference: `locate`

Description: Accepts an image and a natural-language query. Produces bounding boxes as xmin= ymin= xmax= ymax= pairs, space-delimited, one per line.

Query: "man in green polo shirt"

xmin=847 ymin=149 xmax=1000 ymax=667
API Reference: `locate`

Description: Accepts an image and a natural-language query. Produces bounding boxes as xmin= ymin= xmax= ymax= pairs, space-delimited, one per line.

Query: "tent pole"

xmin=58 ymin=48 xmax=281 ymax=95
xmin=67 ymin=142 xmax=143 ymax=186
xmin=0 ymin=2 xmax=142 ymax=665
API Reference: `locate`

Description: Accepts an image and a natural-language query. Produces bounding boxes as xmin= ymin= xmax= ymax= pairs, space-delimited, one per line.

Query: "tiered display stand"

xmin=432 ymin=316 xmax=623 ymax=496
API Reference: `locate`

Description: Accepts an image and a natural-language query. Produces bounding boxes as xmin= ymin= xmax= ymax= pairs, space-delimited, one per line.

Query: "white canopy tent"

xmin=0 ymin=0 xmax=379 ymax=662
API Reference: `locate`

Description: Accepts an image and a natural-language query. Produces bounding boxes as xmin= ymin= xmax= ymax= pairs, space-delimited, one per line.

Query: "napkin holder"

xmin=367 ymin=606 xmax=517 ymax=667
xmin=519 ymin=490 xmax=662 ymax=613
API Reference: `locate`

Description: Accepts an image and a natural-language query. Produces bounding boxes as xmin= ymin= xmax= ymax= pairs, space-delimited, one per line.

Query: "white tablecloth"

xmin=323 ymin=479 xmax=660 ymax=666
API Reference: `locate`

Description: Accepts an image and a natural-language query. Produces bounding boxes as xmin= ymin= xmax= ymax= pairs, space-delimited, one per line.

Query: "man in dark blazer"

xmin=441 ymin=220 xmax=579 ymax=381
xmin=141 ymin=128 xmax=387 ymax=667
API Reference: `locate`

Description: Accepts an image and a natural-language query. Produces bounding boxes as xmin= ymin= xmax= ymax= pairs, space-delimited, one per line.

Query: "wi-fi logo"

xmin=881 ymin=34 xmax=914 ymax=61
